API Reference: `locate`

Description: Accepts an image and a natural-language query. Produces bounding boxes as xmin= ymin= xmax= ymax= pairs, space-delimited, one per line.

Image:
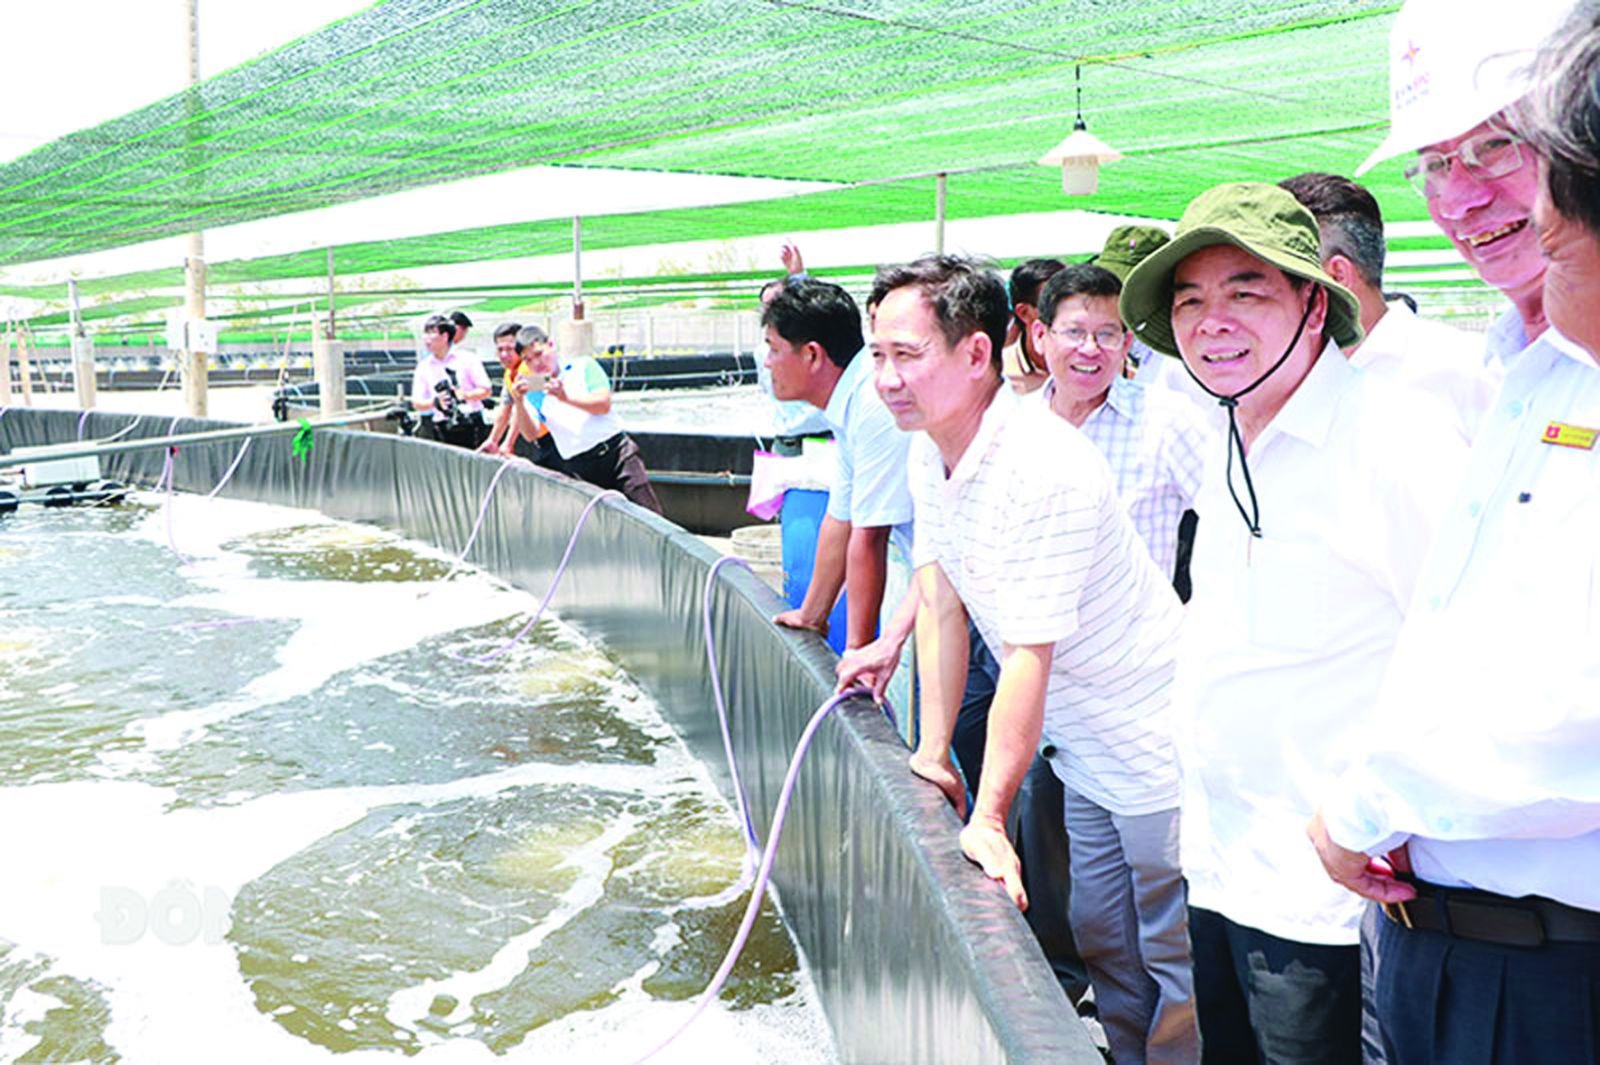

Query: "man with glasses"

xmin=1307 ymin=3 xmax=1600 ymax=1063
xmin=1355 ymin=0 xmax=1571 ymax=374
xmin=1031 ymin=263 xmax=1210 ymax=583
xmin=1119 ymin=183 xmax=1467 ymax=1063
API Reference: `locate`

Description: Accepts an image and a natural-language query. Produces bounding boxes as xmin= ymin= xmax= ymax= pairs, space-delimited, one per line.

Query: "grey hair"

xmin=514 ymin=325 xmax=550 ymax=351
xmin=1514 ymin=1 xmax=1600 ymax=236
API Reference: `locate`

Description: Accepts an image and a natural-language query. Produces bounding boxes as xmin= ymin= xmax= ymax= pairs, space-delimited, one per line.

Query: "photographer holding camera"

xmin=410 ymin=314 xmax=492 ymax=448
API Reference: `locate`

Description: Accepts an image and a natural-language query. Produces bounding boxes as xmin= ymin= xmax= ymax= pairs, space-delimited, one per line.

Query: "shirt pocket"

xmin=1247 ymin=540 xmax=1337 ymax=653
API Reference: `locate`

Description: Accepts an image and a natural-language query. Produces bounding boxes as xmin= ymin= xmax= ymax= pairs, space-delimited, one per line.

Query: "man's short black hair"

xmin=1009 ymin=258 xmax=1067 ymax=311
xmin=869 ymin=255 xmax=1009 ymax=374
xmin=493 ymin=321 xmax=522 ymax=341
xmin=759 ymin=278 xmax=787 ymax=305
xmin=1036 ymin=263 xmax=1123 ymax=327
xmin=422 ymin=314 xmax=453 ymax=337
xmin=448 ymin=310 xmax=473 ymax=330
xmin=1279 ymin=172 xmax=1387 ymax=290
xmin=761 ymin=278 xmax=864 ymax=370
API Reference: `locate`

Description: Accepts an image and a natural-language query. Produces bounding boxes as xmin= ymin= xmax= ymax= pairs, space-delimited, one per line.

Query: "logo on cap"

xmin=1402 ymin=40 xmax=1421 ymax=66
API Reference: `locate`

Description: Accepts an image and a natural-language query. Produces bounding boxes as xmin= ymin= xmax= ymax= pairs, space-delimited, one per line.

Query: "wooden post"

xmin=180 ymin=0 xmax=208 ymax=418
xmin=68 ymin=278 xmax=97 ymax=409
xmin=0 ymin=322 xmax=13 ymax=406
xmin=325 ymin=247 xmax=337 ymax=339
xmin=313 ymin=313 xmax=344 ymax=416
xmin=17 ymin=324 xmax=35 ymax=406
xmin=572 ymin=215 xmax=584 ymax=321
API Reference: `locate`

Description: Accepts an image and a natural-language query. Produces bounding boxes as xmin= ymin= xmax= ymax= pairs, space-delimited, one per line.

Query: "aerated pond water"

xmin=0 ymin=494 xmax=836 ymax=1063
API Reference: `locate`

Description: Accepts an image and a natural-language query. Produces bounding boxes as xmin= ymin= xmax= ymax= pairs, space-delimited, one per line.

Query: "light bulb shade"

xmin=1060 ymin=159 xmax=1100 ymax=195
xmin=1039 ymin=126 xmax=1122 ymax=196
xmin=1037 ymin=127 xmax=1124 ymax=167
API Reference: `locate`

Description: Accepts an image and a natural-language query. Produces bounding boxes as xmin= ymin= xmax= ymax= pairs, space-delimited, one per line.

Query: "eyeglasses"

xmin=1404 ymin=130 xmax=1528 ymax=198
xmin=1048 ymin=325 xmax=1124 ymax=350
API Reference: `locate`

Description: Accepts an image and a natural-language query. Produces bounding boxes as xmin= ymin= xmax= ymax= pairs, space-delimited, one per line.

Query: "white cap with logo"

xmin=1356 ymin=0 xmax=1578 ymax=175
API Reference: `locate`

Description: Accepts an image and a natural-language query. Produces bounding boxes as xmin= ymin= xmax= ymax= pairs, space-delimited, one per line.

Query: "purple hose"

xmin=438 ymin=459 xmax=516 ymax=585
xmin=451 ymin=489 xmax=624 ymax=665
xmin=159 ymin=447 xmax=192 ymax=567
xmin=207 ymin=437 xmax=253 ymax=498
xmin=630 ymin=685 xmax=866 ymax=1065
xmin=702 ymin=555 xmax=765 ymax=870
xmin=76 ymin=410 xmax=91 ymax=440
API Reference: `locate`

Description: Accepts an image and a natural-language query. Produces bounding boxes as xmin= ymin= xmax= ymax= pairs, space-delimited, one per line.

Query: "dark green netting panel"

xmin=0 ymin=0 xmax=1416 ymax=271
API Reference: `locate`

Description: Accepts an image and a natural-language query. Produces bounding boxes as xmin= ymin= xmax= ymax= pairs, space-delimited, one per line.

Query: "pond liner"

xmin=0 ymin=407 xmax=1098 ymax=1065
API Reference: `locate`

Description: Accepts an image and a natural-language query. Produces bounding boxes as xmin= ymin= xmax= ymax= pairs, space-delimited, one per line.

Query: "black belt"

xmin=576 ymin=432 xmax=626 ymax=460
xmin=1381 ymin=878 xmax=1600 ymax=948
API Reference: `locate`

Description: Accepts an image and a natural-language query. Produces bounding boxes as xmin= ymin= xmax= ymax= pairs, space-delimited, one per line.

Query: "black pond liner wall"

xmin=0 ymin=408 xmax=1098 ymax=1065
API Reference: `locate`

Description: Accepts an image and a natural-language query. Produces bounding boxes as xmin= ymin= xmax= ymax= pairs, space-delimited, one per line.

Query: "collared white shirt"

xmin=1035 ymin=373 xmax=1211 ymax=579
xmin=1352 ymin=301 xmax=1500 ymax=443
xmin=910 ymin=387 xmax=1184 ymax=816
xmin=1323 ymin=328 xmax=1600 ymax=912
xmin=822 ymin=350 xmax=914 ymax=558
xmin=1485 ymin=306 xmax=1535 ymax=375
xmin=411 ymin=350 xmax=490 ymax=420
xmin=1176 ymin=343 xmax=1468 ymax=944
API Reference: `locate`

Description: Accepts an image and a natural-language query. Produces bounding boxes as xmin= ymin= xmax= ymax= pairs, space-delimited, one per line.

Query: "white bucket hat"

xmin=1356 ymin=0 xmax=1578 ymax=175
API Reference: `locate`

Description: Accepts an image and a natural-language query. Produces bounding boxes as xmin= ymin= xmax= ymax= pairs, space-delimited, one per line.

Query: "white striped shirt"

xmin=1036 ymin=374 xmax=1211 ymax=579
xmin=910 ymin=387 xmax=1184 ymax=815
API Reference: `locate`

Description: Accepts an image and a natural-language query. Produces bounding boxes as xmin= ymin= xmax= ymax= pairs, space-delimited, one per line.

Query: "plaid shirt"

xmin=1038 ymin=374 xmax=1211 ymax=579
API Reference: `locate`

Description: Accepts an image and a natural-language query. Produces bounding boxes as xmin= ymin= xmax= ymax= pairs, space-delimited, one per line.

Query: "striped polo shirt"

xmin=910 ymin=386 xmax=1183 ymax=815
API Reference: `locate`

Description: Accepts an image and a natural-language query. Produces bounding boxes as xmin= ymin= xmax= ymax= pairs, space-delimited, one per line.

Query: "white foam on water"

xmin=0 ymin=755 xmax=685 ymax=1065
xmin=0 ymin=984 xmax=60 ymax=1062
xmin=387 ymin=813 xmax=640 ymax=1033
xmin=1 ymin=493 xmax=840 ymax=1064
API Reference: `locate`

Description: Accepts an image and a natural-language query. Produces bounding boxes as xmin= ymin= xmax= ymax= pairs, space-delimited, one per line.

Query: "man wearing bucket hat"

xmin=1097 ymin=224 xmax=1172 ymax=378
xmin=1120 ymin=182 xmax=1467 ymax=1064
xmin=1307 ymin=5 xmax=1600 ymax=1063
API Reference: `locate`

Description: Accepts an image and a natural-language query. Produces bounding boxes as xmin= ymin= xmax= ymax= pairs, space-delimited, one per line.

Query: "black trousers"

xmin=1189 ymin=905 xmax=1361 ymax=1065
xmin=1375 ymin=904 xmax=1600 ymax=1065
xmin=511 ymin=431 xmax=564 ymax=472
xmin=562 ymin=433 xmax=663 ymax=515
xmin=424 ymin=411 xmax=487 ymax=450
xmin=959 ymin=626 xmax=1089 ymax=1005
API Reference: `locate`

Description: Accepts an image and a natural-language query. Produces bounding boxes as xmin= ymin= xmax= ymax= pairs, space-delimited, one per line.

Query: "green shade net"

xmin=0 ymin=0 xmax=1423 ymax=278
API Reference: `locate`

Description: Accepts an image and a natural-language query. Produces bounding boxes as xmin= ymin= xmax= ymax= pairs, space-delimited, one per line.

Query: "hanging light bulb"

xmin=1038 ymin=64 xmax=1123 ymax=195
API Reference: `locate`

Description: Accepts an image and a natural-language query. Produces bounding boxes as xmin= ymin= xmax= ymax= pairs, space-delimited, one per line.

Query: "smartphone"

xmin=522 ymin=368 xmax=550 ymax=393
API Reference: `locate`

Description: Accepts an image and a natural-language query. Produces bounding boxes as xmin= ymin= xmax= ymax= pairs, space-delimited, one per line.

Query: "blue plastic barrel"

xmin=780 ymin=488 xmax=849 ymax=654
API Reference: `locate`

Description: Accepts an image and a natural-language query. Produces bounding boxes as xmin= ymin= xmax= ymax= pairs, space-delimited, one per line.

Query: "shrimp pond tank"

xmin=0 ymin=492 xmax=838 ymax=1063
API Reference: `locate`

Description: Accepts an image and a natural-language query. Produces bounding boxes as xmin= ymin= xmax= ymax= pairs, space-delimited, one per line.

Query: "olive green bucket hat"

xmin=1094 ymin=224 xmax=1171 ymax=282
xmin=1119 ymin=182 xmax=1363 ymax=358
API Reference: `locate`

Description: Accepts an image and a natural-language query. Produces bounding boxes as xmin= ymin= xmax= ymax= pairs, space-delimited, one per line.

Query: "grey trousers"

xmin=1065 ymin=788 xmax=1199 ymax=1065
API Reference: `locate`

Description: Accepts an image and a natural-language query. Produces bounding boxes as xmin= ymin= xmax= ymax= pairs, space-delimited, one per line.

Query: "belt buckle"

xmin=1382 ymin=899 xmax=1414 ymax=929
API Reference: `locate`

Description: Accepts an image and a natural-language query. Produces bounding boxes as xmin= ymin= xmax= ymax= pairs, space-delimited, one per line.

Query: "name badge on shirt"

xmin=1542 ymin=422 xmax=1599 ymax=450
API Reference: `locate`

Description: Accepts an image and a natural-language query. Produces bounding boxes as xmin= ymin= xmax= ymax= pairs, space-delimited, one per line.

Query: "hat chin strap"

xmin=1175 ymin=292 xmax=1317 ymax=539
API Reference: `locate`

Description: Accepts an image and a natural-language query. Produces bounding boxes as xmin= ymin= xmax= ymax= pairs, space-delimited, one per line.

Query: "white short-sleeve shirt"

xmin=1176 ymin=343 xmax=1469 ymax=945
xmin=822 ymin=350 xmax=914 ymax=558
xmin=910 ymin=386 xmax=1184 ymax=816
